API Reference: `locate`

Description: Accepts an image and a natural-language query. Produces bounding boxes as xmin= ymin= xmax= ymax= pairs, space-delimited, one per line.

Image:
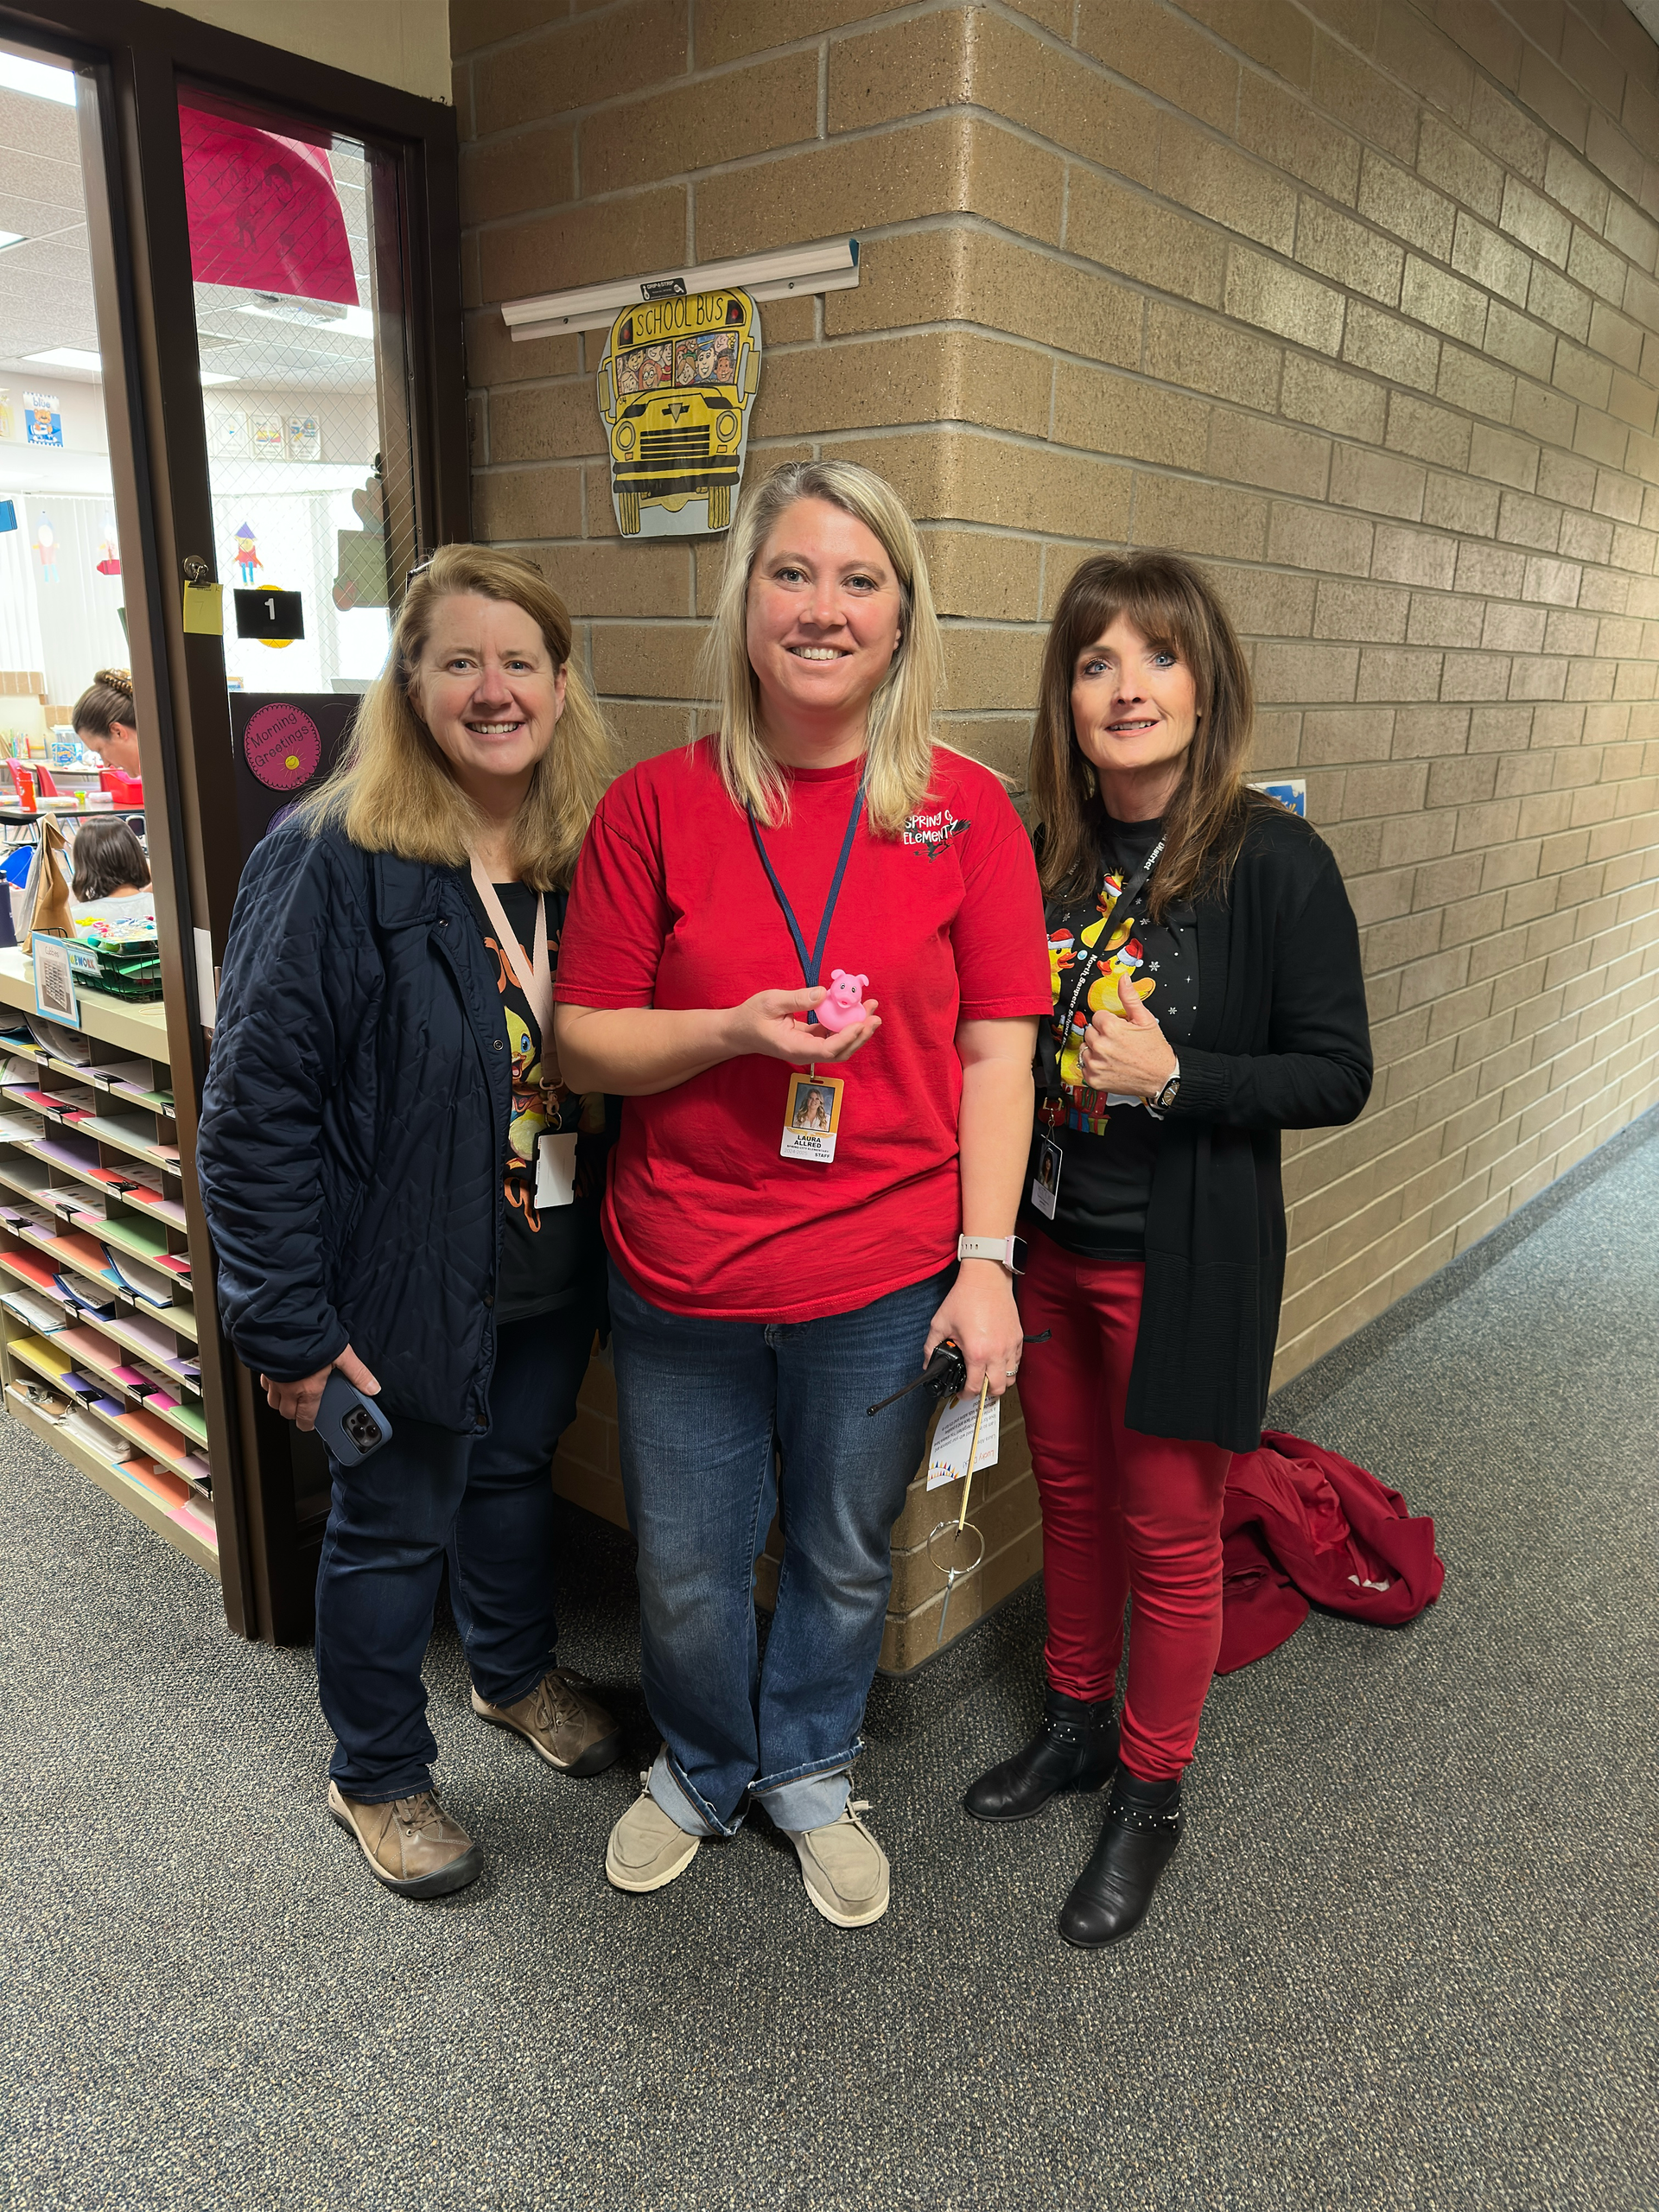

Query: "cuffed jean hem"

xmin=753 ymin=1765 xmax=853 ymax=1834
xmin=649 ymin=1748 xmax=735 ymax=1840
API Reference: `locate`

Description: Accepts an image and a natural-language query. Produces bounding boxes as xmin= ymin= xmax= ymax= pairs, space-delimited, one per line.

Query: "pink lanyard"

xmin=468 ymin=858 xmax=553 ymax=1043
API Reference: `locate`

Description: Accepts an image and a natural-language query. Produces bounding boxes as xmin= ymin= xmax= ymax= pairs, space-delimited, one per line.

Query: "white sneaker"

xmin=782 ymin=1799 xmax=890 ymax=1928
xmin=604 ymin=1774 xmax=701 ymax=1894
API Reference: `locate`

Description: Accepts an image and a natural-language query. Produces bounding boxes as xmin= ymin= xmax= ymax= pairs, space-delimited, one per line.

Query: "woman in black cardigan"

xmin=963 ymin=551 xmax=1372 ymax=1946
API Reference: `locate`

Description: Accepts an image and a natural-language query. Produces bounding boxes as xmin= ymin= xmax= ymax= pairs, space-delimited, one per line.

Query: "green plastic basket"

xmin=93 ymin=941 xmax=164 ymax=1001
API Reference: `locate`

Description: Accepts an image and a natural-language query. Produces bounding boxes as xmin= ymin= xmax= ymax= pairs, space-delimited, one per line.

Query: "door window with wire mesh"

xmin=177 ymin=90 xmax=417 ymax=701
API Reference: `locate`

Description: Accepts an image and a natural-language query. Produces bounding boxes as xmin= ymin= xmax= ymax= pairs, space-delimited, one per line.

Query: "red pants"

xmin=1017 ymin=1231 xmax=1230 ymax=1783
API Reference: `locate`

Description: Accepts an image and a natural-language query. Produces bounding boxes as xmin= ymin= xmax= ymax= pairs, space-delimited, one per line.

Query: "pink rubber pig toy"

xmin=815 ymin=968 xmax=871 ymax=1032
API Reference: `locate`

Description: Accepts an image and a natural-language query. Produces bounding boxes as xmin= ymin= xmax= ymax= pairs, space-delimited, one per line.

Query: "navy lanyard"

xmin=747 ymin=774 xmax=866 ymax=990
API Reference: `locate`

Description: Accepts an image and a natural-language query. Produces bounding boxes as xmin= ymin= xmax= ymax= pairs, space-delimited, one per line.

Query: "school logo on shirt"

xmin=903 ymin=806 xmax=969 ymax=858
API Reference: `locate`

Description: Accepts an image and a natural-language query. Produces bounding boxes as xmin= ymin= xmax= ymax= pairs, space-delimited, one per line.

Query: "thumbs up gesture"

xmin=1078 ymin=971 xmax=1179 ymax=1101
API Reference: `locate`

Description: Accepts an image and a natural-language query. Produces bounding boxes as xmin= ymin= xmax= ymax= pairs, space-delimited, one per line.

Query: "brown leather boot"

xmin=471 ymin=1668 xmax=621 ymax=1777
xmin=327 ymin=1782 xmax=484 ymax=1897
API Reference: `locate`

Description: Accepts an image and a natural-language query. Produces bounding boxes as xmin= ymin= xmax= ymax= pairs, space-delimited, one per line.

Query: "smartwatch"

xmin=957 ymin=1234 xmax=1027 ymax=1275
xmin=1154 ymin=1058 xmax=1181 ymax=1111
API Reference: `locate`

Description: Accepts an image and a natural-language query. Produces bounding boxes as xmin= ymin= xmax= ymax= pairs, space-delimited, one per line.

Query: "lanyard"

xmin=468 ymin=859 xmax=552 ymax=1043
xmin=1047 ymin=836 xmax=1165 ymax=1089
xmin=747 ymin=773 xmax=866 ymax=990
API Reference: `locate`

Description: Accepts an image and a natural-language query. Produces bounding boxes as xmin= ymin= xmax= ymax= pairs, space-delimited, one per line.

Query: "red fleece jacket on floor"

xmin=1217 ymin=1430 xmax=1446 ymax=1674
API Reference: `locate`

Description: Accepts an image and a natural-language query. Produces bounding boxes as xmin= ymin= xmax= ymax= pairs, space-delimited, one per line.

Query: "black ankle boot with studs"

xmin=1056 ymin=1767 xmax=1183 ymax=1948
xmin=962 ymin=1687 xmax=1120 ymax=1824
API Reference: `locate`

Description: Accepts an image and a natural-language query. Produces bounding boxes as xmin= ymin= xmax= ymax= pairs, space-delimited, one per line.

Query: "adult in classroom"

xmin=963 ymin=551 xmax=1372 ymax=1947
xmin=555 ymin=459 xmax=1052 ymax=1929
xmin=197 ymin=544 xmax=621 ymax=1900
xmin=71 ymin=667 xmax=143 ymax=777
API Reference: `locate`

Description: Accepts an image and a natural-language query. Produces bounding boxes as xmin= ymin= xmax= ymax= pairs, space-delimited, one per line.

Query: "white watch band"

xmin=957 ymin=1235 xmax=1015 ymax=1268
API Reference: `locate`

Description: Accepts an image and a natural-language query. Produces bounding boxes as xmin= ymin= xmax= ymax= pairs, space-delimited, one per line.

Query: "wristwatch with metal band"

xmin=957 ymin=1234 xmax=1027 ymax=1274
xmin=1154 ymin=1058 xmax=1181 ymax=1111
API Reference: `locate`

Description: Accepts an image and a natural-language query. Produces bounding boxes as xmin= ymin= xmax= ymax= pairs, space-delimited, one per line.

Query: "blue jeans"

xmin=315 ymin=1305 xmax=596 ymax=1802
xmin=608 ymin=1260 xmax=951 ymax=1837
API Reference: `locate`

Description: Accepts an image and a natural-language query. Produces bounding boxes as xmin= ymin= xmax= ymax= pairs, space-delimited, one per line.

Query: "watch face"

xmin=1010 ymin=1236 xmax=1028 ymax=1272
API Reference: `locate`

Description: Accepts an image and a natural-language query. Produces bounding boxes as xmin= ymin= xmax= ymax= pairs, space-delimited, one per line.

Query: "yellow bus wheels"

xmin=618 ymin=491 xmax=641 ymax=535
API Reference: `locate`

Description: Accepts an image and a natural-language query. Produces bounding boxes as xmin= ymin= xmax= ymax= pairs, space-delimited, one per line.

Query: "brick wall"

xmin=455 ymin=0 xmax=1659 ymax=1661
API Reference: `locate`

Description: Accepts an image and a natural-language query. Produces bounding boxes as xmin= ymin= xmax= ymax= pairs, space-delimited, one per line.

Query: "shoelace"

xmin=533 ymin=1675 xmax=588 ymax=1732
xmin=391 ymin=1791 xmax=444 ymax=1834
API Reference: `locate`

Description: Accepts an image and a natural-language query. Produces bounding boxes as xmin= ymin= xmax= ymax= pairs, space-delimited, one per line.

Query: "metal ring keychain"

xmin=869 ymin=1334 xmax=1050 ymax=1647
xmin=927 ymin=1376 xmax=991 ymax=1646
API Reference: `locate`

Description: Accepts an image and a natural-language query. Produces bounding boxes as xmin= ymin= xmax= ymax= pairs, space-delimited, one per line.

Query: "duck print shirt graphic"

xmin=1031 ymin=814 xmax=1199 ymax=1263
xmin=461 ymin=878 xmax=607 ymax=1326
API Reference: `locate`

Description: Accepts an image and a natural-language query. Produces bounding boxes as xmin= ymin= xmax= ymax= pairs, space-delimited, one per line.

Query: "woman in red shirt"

xmin=556 ymin=460 xmax=1051 ymax=1928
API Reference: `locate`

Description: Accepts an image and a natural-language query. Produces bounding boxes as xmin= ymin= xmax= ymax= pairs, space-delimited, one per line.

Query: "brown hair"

xmin=1027 ymin=551 xmax=1261 ymax=921
xmin=71 ymin=817 xmax=151 ymax=902
xmin=298 ymin=543 xmax=614 ymax=890
xmin=72 ymin=668 xmax=137 ymax=740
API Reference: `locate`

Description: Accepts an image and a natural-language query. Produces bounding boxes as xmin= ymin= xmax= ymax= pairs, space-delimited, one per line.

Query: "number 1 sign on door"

xmin=232 ymin=588 xmax=304 ymax=645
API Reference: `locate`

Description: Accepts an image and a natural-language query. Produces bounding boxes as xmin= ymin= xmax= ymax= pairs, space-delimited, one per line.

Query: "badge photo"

xmin=1030 ymin=1134 xmax=1063 ymax=1220
xmin=780 ymin=1071 xmax=843 ymax=1163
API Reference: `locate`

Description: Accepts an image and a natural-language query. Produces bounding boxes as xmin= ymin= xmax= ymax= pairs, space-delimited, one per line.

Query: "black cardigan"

xmin=1120 ymin=800 xmax=1372 ymax=1451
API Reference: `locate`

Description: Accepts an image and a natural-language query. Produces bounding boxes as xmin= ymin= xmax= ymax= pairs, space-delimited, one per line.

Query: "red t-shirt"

xmin=555 ymin=739 xmax=1052 ymax=1321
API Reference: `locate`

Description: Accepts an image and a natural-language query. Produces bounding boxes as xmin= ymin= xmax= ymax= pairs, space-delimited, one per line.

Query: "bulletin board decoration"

xmin=242 ymin=699 xmax=322 ymax=791
xmin=287 ymin=414 xmax=321 ymax=462
xmin=230 ymin=693 xmax=359 ymax=860
xmin=334 ymin=531 xmax=388 ymax=610
xmin=595 ymin=288 xmax=761 ymax=537
xmin=179 ymin=102 xmax=357 ymax=306
xmin=334 ymin=471 xmax=388 ymax=610
xmin=95 ymin=518 xmax=120 ymax=577
xmin=232 ymin=520 xmax=262 ymax=583
xmin=35 ymin=514 xmax=58 ymax=582
xmin=251 ymin=415 xmax=286 ymax=461
xmin=210 ymin=411 xmax=248 ymax=459
xmin=23 ymin=391 xmax=61 ymax=448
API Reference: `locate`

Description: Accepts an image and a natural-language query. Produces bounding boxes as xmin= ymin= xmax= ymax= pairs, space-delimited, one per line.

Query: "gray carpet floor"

xmin=2 ymin=1122 xmax=1656 ymax=2211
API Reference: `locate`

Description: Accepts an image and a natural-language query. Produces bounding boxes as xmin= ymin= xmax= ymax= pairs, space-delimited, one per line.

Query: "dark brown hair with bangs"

xmin=1028 ymin=550 xmax=1259 ymax=922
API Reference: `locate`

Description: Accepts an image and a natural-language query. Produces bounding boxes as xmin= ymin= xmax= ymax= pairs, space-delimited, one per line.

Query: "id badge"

xmin=534 ymin=1129 xmax=578 ymax=1208
xmin=780 ymin=1071 xmax=843 ymax=1163
xmin=1030 ymin=1135 xmax=1063 ymax=1220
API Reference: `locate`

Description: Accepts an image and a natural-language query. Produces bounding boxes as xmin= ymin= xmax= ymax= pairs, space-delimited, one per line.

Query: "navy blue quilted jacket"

xmin=196 ymin=821 xmax=515 ymax=1434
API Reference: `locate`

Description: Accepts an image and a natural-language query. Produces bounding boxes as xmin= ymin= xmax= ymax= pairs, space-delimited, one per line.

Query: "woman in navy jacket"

xmin=198 ymin=546 xmax=620 ymax=1899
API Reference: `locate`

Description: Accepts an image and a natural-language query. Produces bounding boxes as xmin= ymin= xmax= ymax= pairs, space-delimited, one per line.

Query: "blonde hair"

xmin=1028 ymin=551 xmax=1260 ymax=923
xmin=73 ymin=668 xmax=137 ymax=737
xmin=300 ymin=544 xmax=613 ymax=890
xmin=701 ymin=458 xmax=943 ymax=835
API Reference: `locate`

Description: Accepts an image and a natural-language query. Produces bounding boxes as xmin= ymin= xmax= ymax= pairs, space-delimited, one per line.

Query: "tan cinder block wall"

xmin=459 ymin=0 xmax=1659 ymax=1661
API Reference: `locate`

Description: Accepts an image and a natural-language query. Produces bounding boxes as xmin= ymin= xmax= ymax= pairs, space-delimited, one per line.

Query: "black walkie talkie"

xmin=866 ymin=1339 xmax=968 ymax=1417
xmin=865 ymin=1331 xmax=1051 ymax=1418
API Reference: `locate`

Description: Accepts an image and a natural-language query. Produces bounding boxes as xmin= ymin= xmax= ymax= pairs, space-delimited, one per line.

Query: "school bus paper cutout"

xmin=596 ymin=289 xmax=762 ymax=537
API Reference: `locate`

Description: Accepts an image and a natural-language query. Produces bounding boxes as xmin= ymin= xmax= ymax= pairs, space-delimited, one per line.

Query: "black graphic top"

xmin=1027 ymin=815 xmax=1199 ymax=1262
xmin=461 ymin=878 xmax=608 ymax=1325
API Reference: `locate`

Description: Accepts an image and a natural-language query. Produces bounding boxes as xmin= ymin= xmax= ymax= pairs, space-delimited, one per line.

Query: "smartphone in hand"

xmin=315 ymin=1369 xmax=393 ymax=1466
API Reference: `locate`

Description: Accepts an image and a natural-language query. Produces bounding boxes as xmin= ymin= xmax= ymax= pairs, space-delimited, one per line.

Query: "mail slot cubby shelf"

xmin=0 ymin=950 xmax=217 ymax=1582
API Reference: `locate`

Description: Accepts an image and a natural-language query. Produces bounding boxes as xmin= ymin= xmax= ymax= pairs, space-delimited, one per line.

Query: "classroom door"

xmin=53 ymin=1 xmax=467 ymax=1639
